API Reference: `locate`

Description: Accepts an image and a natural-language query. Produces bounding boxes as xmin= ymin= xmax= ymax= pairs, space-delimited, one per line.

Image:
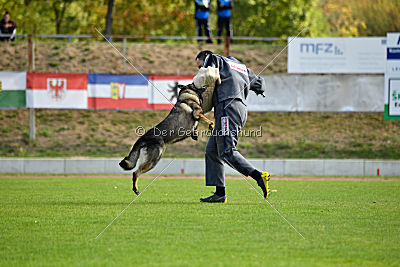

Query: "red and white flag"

xmin=26 ymin=73 xmax=88 ymax=109
xmin=148 ymin=75 xmax=194 ymax=110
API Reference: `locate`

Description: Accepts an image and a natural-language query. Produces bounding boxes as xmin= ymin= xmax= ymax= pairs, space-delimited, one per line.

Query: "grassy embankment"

xmin=1 ymin=109 xmax=399 ymax=159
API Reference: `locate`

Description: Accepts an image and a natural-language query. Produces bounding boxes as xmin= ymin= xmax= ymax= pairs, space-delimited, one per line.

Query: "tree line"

xmin=2 ymin=0 xmax=399 ymax=37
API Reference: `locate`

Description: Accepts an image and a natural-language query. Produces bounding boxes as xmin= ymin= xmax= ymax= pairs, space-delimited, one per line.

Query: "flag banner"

xmin=88 ymin=74 xmax=149 ymax=109
xmin=0 ymin=72 xmax=26 ymax=108
xmin=26 ymin=73 xmax=88 ymax=109
xmin=148 ymin=75 xmax=194 ymax=110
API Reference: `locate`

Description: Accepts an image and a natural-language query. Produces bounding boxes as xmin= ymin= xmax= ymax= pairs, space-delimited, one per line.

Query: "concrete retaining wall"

xmin=1 ymin=158 xmax=399 ymax=176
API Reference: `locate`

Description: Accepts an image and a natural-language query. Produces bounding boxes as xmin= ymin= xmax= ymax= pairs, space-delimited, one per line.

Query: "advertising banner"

xmin=88 ymin=74 xmax=149 ymax=109
xmin=0 ymin=72 xmax=26 ymax=108
xmin=246 ymin=75 xmax=383 ymax=112
xmin=148 ymin=75 xmax=194 ymax=110
xmin=0 ymin=71 xmax=386 ymax=112
xmin=288 ymin=37 xmax=386 ymax=73
xmin=384 ymin=33 xmax=400 ymax=120
xmin=26 ymin=73 xmax=88 ymax=109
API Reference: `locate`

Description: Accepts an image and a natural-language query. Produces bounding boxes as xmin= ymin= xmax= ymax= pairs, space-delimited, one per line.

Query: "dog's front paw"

xmin=208 ymin=123 xmax=214 ymax=131
xmin=191 ymin=130 xmax=199 ymax=141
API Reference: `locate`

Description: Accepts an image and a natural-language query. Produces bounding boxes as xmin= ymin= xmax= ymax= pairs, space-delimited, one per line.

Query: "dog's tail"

xmin=119 ymin=142 xmax=144 ymax=171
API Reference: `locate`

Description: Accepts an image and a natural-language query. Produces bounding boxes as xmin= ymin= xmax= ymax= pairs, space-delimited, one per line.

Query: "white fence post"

xmin=28 ymin=34 xmax=36 ymax=141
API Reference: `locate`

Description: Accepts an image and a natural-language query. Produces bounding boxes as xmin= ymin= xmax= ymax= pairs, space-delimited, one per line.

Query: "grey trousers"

xmin=205 ymin=99 xmax=257 ymax=187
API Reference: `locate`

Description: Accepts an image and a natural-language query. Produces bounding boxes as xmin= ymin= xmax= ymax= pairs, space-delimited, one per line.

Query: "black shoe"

xmin=200 ymin=193 xmax=227 ymax=203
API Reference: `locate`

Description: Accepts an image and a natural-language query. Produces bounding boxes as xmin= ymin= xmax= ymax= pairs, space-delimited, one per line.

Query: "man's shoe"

xmin=200 ymin=193 xmax=227 ymax=203
xmin=257 ymin=171 xmax=271 ymax=200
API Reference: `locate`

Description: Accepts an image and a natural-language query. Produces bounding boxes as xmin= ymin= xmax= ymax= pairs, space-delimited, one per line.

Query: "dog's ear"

xmin=177 ymin=84 xmax=186 ymax=92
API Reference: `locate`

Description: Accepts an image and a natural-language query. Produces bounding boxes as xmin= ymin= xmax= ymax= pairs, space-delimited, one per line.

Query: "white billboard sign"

xmin=384 ymin=33 xmax=400 ymax=120
xmin=288 ymin=37 xmax=386 ymax=73
xmin=246 ymin=75 xmax=383 ymax=112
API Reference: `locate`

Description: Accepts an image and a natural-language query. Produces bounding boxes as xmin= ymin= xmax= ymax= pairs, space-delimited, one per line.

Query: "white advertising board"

xmin=288 ymin=37 xmax=386 ymax=73
xmin=246 ymin=75 xmax=383 ymax=112
xmin=384 ymin=33 xmax=400 ymax=120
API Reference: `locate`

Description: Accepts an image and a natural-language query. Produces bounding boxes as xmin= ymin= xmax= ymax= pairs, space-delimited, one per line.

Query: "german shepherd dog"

xmin=119 ymin=83 xmax=214 ymax=194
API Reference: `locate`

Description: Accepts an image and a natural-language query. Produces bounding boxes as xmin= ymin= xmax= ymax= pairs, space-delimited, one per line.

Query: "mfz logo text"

xmin=300 ymin=43 xmax=343 ymax=55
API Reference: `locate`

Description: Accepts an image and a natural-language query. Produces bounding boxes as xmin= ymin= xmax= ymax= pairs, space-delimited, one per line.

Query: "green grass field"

xmin=1 ymin=176 xmax=399 ymax=266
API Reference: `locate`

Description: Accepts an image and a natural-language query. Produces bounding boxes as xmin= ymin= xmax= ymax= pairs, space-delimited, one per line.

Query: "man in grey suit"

xmin=195 ymin=50 xmax=271 ymax=203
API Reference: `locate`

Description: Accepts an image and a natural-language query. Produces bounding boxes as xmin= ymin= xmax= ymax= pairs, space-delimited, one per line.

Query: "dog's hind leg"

xmin=131 ymin=172 xmax=139 ymax=195
xmin=132 ymin=143 xmax=166 ymax=195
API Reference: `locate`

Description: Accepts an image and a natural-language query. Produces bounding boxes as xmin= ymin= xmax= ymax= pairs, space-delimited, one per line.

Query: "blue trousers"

xmin=205 ymin=99 xmax=256 ymax=187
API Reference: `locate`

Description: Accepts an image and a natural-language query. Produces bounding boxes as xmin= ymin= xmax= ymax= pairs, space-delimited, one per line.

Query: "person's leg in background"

xmin=195 ymin=18 xmax=203 ymax=43
xmin=201 ymin=19 xmax=213 ymax=44
xmin=225 ymin=17 xmax=233 ymax=43
xmin=217 ymin=16 xmax=224 ymax=44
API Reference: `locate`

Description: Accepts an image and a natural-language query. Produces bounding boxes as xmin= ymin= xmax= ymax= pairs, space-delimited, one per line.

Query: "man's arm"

xmin=247 ymin=68 xmax=266 ymax=97
xmin=193 ymin=66 xmax=221 ymax=89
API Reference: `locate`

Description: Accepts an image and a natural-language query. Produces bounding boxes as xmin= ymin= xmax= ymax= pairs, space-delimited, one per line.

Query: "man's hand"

xmin=249 ymin=75 xmax=266 ymax=98
xmin=251 ymin=87 xmax=265 ymax=97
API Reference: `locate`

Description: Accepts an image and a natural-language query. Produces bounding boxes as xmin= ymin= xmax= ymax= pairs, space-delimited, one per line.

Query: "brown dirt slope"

xmin=0 ymin=41 xmax=286 ymax=74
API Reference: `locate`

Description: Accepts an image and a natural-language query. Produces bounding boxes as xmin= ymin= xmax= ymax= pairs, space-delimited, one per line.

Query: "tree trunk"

xmin=53 ymin=2 xmax=60 ymax=34
xmin=56 ymin=22 xmax=60 ymax=34
xmin=105 ymin=0 xmax=115 ymax=36
xmin=53 ymin=1 xmax=68 ymax=34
